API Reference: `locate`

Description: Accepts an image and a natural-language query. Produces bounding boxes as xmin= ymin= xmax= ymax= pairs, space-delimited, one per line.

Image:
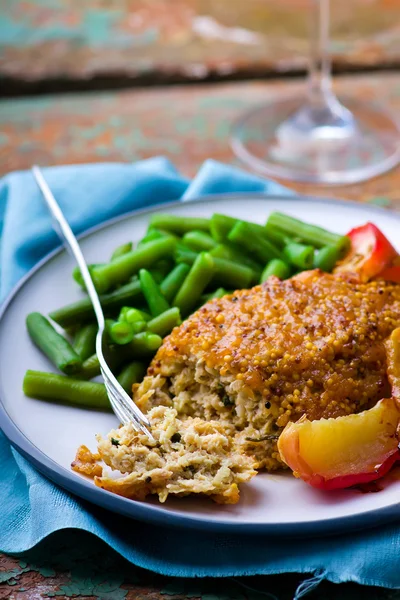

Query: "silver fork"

xmin=32 ymin=165 xmax=154 ymax=441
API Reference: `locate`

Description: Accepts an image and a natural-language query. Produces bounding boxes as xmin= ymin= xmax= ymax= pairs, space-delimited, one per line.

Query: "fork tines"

xmin=101 ymin=367 xmax=154 ymax=440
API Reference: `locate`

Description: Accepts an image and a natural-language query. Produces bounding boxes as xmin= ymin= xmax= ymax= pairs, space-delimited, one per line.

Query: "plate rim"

xmin=1 ymin=191 xmax=400 ymax=536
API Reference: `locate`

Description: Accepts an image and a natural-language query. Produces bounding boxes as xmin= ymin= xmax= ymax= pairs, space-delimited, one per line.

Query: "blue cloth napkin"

xmin=0 ymin=158 xmax=398 ymax=597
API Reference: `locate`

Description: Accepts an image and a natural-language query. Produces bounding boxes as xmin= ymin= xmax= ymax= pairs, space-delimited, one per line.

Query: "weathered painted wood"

xmin=1 ymin=73 xmax=400 ymax=207
xmin=1 ymin=0 xmax=400 ymax=84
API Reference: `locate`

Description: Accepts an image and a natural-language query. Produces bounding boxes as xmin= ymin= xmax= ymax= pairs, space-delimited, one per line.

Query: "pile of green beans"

xmin=24 ymin=211 xmax=349 ymax=410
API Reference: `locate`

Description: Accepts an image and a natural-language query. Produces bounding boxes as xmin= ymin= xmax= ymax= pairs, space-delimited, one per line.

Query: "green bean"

xmin=267 ymin=212 xmax=350 ymax=256
xmin=284 ymin=242 xmax=315 ymax=270
xmin=49 ymin=279 xmax=143 ymax=329
xmin=125 ymin=308 xmax=146 ymax=325
xmin=119 ymin=306 xmax=151 ymax=323
xmin=73 ymin=324 xmax=97 ymax=361
xmin=72 ymin=265 xmax=85 ymax=287
xmin=210 ymin=244 xmax=262 ymax=272
xmin=129 ymin=331 xmax=163 ymax=356
xmin=79 ymin=353 xmax=101 ymax=379
xmin=131 ymin=308 xmax=151 ymax=322
xmin=138 ymin=228 xmax=179 ymax=247
xmin=91 ymin=236 xmax=176 ymax=293
xmin=148 ymin=270 xmax=163 ymax=284
xmin=210 ymin=213 xmax=237 ymax=242
xmin=132 ymin=321 xmax=147 ymax=334
xmin=78 ymin=344 xmax=126 ymax=380
xmin=118 ymin=307 xmax=136 ymax=322
xmin=173 ymin=252 xmax=215 ymax=316
xmin=109 ymin=321 xmax=135 ymax=345
xmin=200 ymin=287 xmax=227 ymax=303
xmin=64 ymin=325 xmax=81 ymax=336
xmin=23 ymin=370 xmax=110 ymax=410
xmin=118 ymin=306 xmax=131 ymax=321
xmin=212 ymin=257 xmax=254 ymax=289
xmin=72 ymin=264 xmax=104 ymax=290
xmin=177 ymin=250 xmax=255 ymax=290
xmin=210 ymin=213 xmax=267 ymax=243
xmin=175 ymin=246 xmax=199 ymax=265
xmin=260 ymin=259 xmax=291 ymax=282
xmin=139 ymin=269 xmax=170 ymax=317
xmin=147 ymin=307 xmax=181 ymax=337
xmin=313 ymin=245 xmax=340 ymax=272
xmin=111 ymin=242 xmax=133 ymax=261
xmin=182 ymin=231 xmax=217 ymax=252
xmin=104 ymin=318 xmax=115 ymax=339
xmin=127 ymin=317 xmax=148 ymax=340
xmin=117 ymin=361 xmax=147 ymax=394
xmin=26 ymin=313 xmax=82 ymax=375
xmin=137 ymin=229 xmax=165 ymax=246
xmin=228 ymin=221 xmax=283 ymax=263
xmin=149 ymin=214 xmax=210 ymax=235
xmin=160 ymin=264 xmax=191 ymax=302
xmin=149 ymin=259 xmax=174 ymax=284
xmin=264 ymin=223 xmax=293 ymax=248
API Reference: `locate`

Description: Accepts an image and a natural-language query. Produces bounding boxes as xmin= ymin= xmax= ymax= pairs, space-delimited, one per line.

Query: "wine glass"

xmin=231 ymin=0 xmax=400 ymax=185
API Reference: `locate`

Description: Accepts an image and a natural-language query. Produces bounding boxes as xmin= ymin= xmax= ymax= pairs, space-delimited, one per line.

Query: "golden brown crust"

xmin=72 ymin=445 xmax=102 ymax=477
xmin=385 ymin=328 xmax=400 ymax=401
xmin=147 ymin=271 xmax=400 ymax=424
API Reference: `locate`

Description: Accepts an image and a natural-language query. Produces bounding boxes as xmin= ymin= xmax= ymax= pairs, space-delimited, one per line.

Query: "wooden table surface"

xmin=2 ymin=71 xmax=400 ymax=598
xmin=1 ymin=71 xmax=400 ymax=207
xmin=2 ymin=0 xmax=400 ymax=93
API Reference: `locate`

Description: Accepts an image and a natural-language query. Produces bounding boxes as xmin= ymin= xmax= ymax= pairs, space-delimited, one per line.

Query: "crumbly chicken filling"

xmin=72 ymin=406 xmax=256 ymax=504
xmin=134 ymin=366 xmax=283 ymax=470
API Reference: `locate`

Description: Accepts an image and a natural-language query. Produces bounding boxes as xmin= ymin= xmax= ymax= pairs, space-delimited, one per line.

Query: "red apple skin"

xmin=278 ymin=398 xmax=400 ymax=490
xmin=306 ymin=451 xmax=400 ymax=491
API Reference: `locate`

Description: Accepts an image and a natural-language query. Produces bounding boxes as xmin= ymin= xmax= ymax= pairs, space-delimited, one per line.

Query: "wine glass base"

xmin=231 ymin=96 xmax=400 ymax=185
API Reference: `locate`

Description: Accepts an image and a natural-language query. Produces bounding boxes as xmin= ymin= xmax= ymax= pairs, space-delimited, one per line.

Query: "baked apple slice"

xmin=277 ymin=398 xmax=400 ymax=490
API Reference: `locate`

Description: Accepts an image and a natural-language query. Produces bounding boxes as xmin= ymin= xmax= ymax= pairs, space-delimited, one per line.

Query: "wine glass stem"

xmin=307 ymin=0 xmax=333 ymax=107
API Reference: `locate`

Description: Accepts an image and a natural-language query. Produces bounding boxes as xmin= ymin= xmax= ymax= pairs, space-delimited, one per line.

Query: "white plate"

xmin=1 ymin=193 xmax=400 ymax=535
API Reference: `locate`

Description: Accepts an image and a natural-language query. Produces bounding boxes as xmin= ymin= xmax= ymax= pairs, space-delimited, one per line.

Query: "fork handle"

xmin=32 ymin=166 xmax=152 ymax=435
xmin=32 ymin=166 xmax=105 ymax=331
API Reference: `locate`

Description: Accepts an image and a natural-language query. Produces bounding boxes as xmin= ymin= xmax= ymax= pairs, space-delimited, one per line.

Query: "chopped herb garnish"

xmin=222 ymin=395 xmax=234 ymax=406
xmin=171 ymin=432 xmax=182 ymax=443
xmin=184 ymin=465 xmax=196 ymax=474
xmin=245 ymin=435 xmax=279 ymax=442
xmin=111 ymin=437 xmax=120 ymax=446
